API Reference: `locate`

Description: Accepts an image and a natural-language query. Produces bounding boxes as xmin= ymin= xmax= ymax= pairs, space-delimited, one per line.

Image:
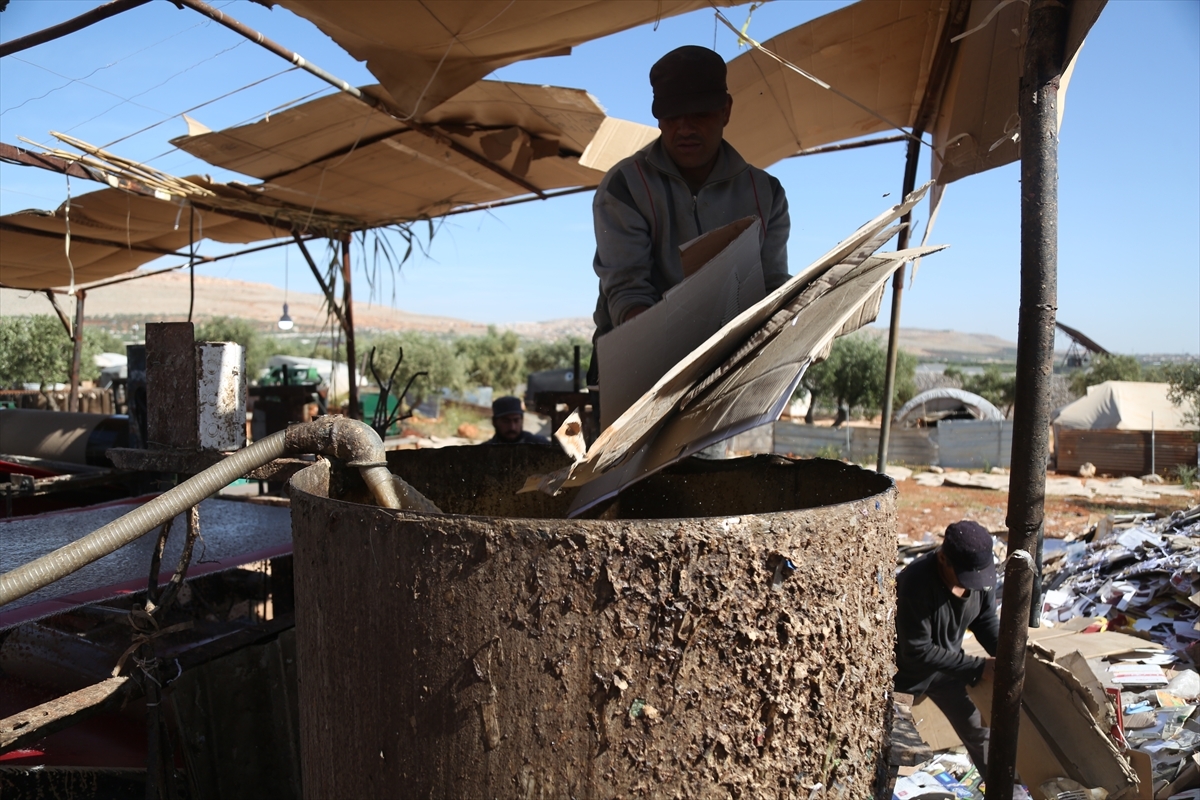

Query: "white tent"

xmin=1053 ymin=381 xmax=1196 ymax=431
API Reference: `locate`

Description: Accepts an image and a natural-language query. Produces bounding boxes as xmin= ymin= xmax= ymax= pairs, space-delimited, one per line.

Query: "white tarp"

xmin=1053 ymin=381 xmax=1196 ymax=432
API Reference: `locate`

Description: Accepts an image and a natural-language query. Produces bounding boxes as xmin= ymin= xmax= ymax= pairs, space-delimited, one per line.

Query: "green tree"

xmin=1069 ymin=353 xmax=1143 ymax=396
xmin=0 ymin=315 xmax=122 ymax=388
xmin=522 ymin=335 xmax=592 ymax=375
xmin=455 ymin=326 xmax=525 ymax=393
xmin=801 ymin=334 xmax=915 ymax=422
xmin=949 ymin=364 xmax=1017 ymax=416
xmin=367 ymin=332 xmax=466 ymax=395
xmin=1164 ymin=360 xmax=1200 ymax=429
xmin=195 ymin=317 xmax=269 ymax=380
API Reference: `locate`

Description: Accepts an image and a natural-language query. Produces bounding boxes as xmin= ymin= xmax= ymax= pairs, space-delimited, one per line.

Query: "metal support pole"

xmin=986 ymin=550 xmax=1035 ymax=795
xmin=987 ymin=1 xmax=1071 ymax=796
xmin=67 ymin=290 xmax=87 ymax=413
xmin=875 ymin=0 xmax=971 ymax=473
xmin=0 ymin=0 xmax=151 ymax=58
xmin=1151 ymin=410 xmax=1156 ymax=476
xmin=341 ymin=236 xmax=359 ymax=421
xmin=876 ymin=138 xmax=920 ymax=472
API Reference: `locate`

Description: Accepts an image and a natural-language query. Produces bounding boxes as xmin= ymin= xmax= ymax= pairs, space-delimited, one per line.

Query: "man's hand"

xmin=981 ymin=657 xmax=996 ymax=683
xmin=621 ymin=305 xmax=651 ymax=324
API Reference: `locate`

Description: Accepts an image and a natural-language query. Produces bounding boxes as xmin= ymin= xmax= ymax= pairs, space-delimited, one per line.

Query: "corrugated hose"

xmin=0 ymin=418 xmax=411 ymax=608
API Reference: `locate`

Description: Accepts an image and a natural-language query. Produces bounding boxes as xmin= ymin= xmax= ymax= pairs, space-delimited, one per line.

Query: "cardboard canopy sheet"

xmin=930 ymin=0 xmax=1104 ymax=186
xmin=1053 ymin=381 xmax=1198 ymax=432
xmin=721 ymin=0 xmax=1103 ymax=181
xmin=172 ymin=80 xmax=634 ymax=228
xmin=724 ymin=0 xmax=944 ymax=167
xmin=267 ymin=0 xmax=749 ymax=120
xmin=0 ymin=184 xmax=283 ymax=290
xmin=3 ymin=78 xmax=648 ymax=291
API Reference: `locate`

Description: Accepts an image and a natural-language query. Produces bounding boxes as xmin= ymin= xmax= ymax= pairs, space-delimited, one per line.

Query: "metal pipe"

xmin=875 ymin=0 xmax=972 ymax=473
xmin=0 ymin=418 xmax=402 ymax=607
xmin=987 ymin=549 xmax=1035 ymax=796
xmin=67 ymin=290 xmax=86 ymax=414
xmin=876 ymin=139 xmax=920 ymax=473
xmin=0 ymin=219 xmax=214 ymax=260
xmin=0 ymin=0 xmax=152 ymax=58
xmin=988 ymin=1 xmax=1071 ymax=795
xmin=172 ymin=0 xmax=547 ymax=199
xmin=788 ymin=134 xmax=907 ymax=158
xmin=341 ymin=235 xmax=360 ymax=421
xmin=1152 ymin=410 xmax=1156 ymax=476
xmin=1 ymin=140 xmax=353 ymax=239
xmin=438 ymin=185 xmax=597 ymax=218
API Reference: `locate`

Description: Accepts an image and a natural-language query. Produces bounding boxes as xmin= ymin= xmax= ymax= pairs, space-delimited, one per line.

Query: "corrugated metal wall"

xmin=773 ymin=422 xmax=938 ymax=465
xmin=771 ymin=420 xmax=1016 ymax=468
xmin=1056 ymin=428 xmax=1198 ymax=476
xmin=938 ymin=420 xmax=1013 ymax=469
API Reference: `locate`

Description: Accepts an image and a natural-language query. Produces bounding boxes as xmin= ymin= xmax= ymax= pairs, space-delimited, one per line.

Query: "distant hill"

xmin=1 ymin=272 xmax=1015 ymax=357
xmin=858 ymin=326 xmax=1018 ymax=362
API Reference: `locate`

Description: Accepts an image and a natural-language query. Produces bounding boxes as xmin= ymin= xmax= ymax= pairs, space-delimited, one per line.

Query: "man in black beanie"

xmin=895 ymin=520 xmax=1000 ymax=770
xmin=587 ymin=45 xmax=790 ymax=404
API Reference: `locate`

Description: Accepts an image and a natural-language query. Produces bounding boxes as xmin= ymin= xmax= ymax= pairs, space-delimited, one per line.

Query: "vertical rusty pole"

xmin=876 ymin=0 xmax=971 ymax=473
xmin=987 ymin=1 xmax=1070 ymax=796
xmin=987 ymin=550 xmax=1035 ymax=795
xmin=340 ymin=234 xmax=359 ymax=421
xmin=876 ymin=139 xmax=920 ymax=472
xmin=67 ymin=290 xmax=87 ymax=413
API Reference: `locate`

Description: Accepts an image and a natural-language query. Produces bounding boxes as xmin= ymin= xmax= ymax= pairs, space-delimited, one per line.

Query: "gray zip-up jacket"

xmin=591 ymin=137 xmax=790 ymax=336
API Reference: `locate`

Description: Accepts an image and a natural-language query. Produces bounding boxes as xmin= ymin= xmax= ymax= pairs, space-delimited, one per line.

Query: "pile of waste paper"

xmin=1041 ymin=506 xmax=1200 ymax=661
xmin=892 ymin=505 xmax=1200 ymax=800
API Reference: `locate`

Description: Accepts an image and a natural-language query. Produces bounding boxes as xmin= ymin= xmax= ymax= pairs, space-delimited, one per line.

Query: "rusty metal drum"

xmin=289 ymin=446 xmax=896 ymax=799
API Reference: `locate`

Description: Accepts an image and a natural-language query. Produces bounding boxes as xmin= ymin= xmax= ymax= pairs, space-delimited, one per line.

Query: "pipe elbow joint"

xmin=283 ymin=417 xmax=386 ymax=467
xmin=284 ymin=418 xmax=400 ymax=510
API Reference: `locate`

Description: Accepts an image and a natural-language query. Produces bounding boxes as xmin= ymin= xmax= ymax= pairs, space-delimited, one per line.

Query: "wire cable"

xmin=100 ymin=66 xmax=299 ymax=150
xmin=0 ymin=19 xmax=210 ymax=117
xmin=141 ymin=86 xmax=331 ymax=167
xmin=64 ymin=39 xmax=248 ymax=134
xmin=6 ymin=55 xmax=167 ymax=118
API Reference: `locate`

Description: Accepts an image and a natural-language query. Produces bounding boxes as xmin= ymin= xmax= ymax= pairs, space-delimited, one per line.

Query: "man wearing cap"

xmin=895 ymin=520 xmax=1000 ymax=770
xmin=587 ymin=45 xmax=790 ymax=402
xmin=486 ymin=395 xmax=552 ymax=445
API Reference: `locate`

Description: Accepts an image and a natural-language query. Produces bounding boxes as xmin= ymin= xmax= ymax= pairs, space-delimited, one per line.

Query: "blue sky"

xmin=1 ymin=1 xmax=1197 ymax=355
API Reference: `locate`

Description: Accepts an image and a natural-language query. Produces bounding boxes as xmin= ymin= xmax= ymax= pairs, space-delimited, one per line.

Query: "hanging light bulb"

xmin=278 ymin=248 xmax=294 ymax=330
xmin=278 ymin=302 xmax=294 ymax=331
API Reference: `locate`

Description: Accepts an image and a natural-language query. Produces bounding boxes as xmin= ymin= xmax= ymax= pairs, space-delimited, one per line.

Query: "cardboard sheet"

xmin=596 ymin=217 xmax=764 ymax=429
xmin=523 ymin=184 xmax=933 ymax=505
xmin=568 ymin=247 xmax=930 ymax=516
xmin=268 ymin=1 xmax=749 ymax=120
xmin=0 ymin=184 xmax=284 ymax=290
xmin=579 ymin=117 xmax=660 ymax=174
xmin=723 ymin=0 xmax=942 ymax=167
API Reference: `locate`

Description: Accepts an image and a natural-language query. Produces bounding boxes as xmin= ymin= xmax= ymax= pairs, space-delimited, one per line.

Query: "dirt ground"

xmin=893 ymin=478 xmax=1197 ymax=543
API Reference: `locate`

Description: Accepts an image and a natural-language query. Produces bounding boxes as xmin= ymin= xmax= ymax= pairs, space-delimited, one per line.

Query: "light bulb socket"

xmin=278 ymin=302 xmax=294 ymax=331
